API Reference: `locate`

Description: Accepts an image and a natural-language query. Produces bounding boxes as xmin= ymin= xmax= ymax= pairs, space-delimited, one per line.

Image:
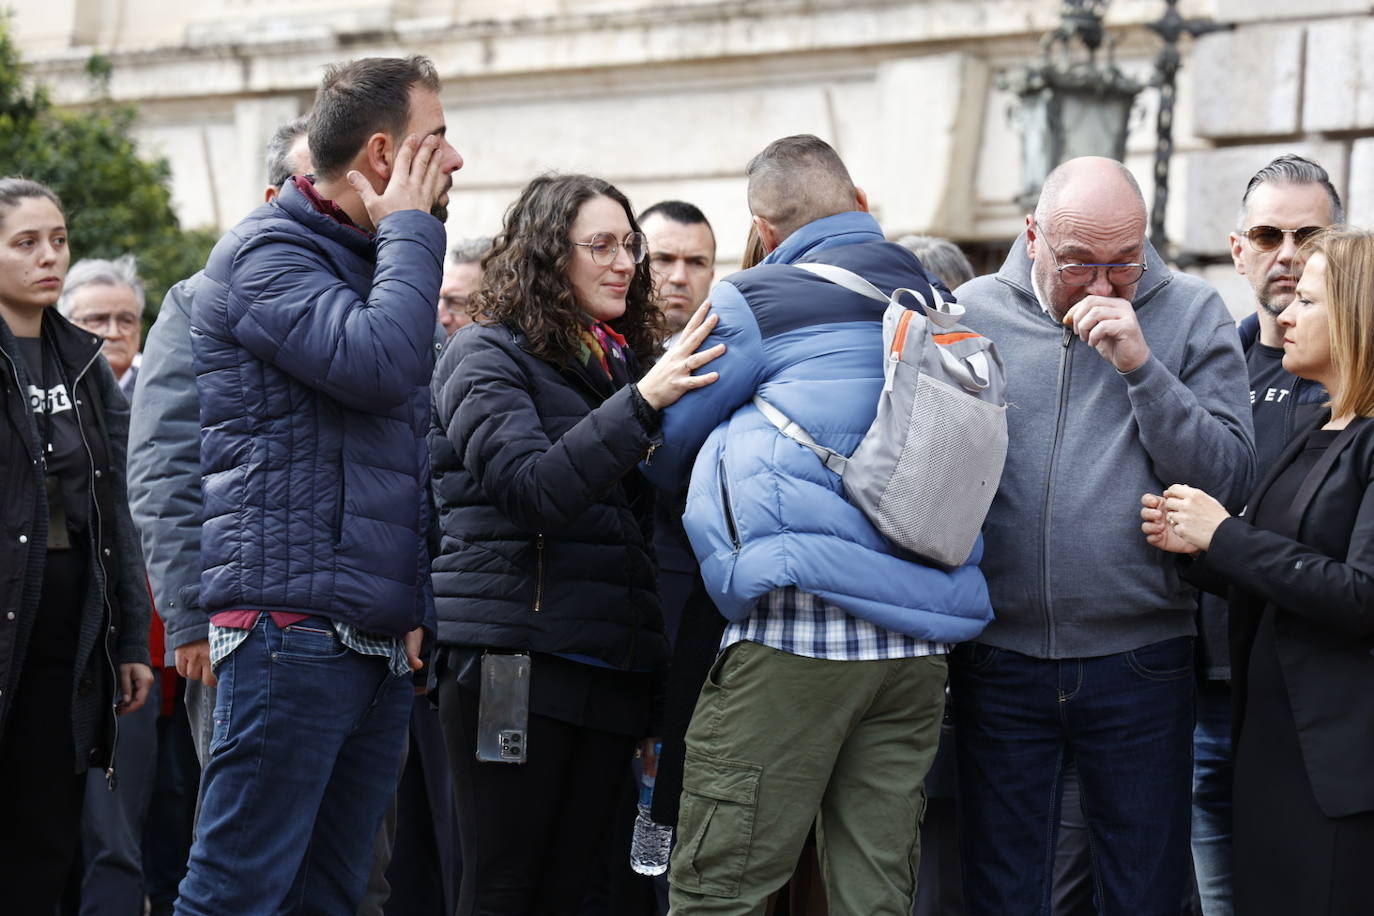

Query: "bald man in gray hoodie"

xmin=950 ymin=156 xmax=1254 ymax=916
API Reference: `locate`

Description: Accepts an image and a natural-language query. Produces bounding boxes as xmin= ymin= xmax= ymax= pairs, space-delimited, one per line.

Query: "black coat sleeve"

xmin=434 ymin=330 xmax=661 ymax=532
xmin=1202 ymin=481 xmax=1374 ymax=638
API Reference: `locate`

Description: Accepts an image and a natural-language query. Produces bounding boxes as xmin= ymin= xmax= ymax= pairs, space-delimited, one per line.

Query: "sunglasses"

xmin=1238 ymin=226 xmax=1323 ymax=253
xmin=574 ymin=231 xmax=647 ymax=266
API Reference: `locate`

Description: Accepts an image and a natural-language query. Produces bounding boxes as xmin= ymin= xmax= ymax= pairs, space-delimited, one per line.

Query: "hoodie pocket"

xmin=717 ymin=458 xmax=742 ymax=552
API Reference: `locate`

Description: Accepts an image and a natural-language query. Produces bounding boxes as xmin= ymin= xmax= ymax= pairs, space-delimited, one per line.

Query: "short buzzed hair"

xmin=265 ymin=116 xmax=310 ymax=190
xmin=1238 ymin=154 xmax=1344 ymax=229
xmin=308 ymin=55 xmax=440 ymax=181
xmin=638 ymin=200 xmax=714 ymax=236
xmin=746 ymin=134 xmax=857 ymax=242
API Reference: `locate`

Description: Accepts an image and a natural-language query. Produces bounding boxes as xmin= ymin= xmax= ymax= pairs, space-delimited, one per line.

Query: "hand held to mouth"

xmin=1062 ymin=295 xmax=1150 ymax=373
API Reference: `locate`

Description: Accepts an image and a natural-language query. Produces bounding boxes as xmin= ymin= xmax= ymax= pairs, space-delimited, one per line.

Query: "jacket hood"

xmin=764 ymin=211 xmax=886 ymax=265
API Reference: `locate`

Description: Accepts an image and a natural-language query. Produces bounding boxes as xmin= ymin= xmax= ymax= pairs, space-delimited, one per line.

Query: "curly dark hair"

xmin=472 ymin=173 xmax=666 ymax=365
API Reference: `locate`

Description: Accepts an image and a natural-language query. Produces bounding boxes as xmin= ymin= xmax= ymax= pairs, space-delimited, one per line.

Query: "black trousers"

xmin=0 ymin=547 xmax=92 ymax=915
xmin=437 ymin=677 xmax=635 ymax=916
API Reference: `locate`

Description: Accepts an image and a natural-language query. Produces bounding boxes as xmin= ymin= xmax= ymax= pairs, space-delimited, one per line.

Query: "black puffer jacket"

xmin=0 ymin=309 xmax=151 ymax=775
xmin=429 ymin=321 xmax=668 ymax=672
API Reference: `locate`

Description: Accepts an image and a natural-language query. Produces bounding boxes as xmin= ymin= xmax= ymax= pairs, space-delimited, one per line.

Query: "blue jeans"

xmin=174 ymin=616 xmax=411 ymax=916
xmin=951 ymin=637 xmax=1195 ymax=916
xmin=1191 ymin=679 xmax=1233 ymax=916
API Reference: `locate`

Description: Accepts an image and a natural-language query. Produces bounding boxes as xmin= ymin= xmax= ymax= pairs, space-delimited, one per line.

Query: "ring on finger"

xmin=1168 ymin=513 xmax=1179 ymax=528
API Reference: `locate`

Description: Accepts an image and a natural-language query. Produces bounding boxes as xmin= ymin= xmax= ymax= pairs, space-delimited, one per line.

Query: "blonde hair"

xmin=1300 ymin=226 xmax=1374 ymax=418
xmin=740 ymin=223 xmax=766 ymax=270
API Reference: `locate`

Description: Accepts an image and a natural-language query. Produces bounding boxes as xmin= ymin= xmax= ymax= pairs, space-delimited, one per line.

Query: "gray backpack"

xmin=754 ymin=262 xmax=1008 ymax=568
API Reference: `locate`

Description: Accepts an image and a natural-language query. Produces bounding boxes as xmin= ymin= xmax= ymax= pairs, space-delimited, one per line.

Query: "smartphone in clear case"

xmin=476 ymin=652 xmax=530 ymax=764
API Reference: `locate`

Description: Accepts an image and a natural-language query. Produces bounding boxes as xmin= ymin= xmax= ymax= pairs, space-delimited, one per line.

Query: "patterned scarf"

xmin=575 ymin=320 xmax=631 ymax=389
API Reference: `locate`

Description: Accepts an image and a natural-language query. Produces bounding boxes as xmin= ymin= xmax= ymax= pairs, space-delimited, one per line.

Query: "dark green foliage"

xmin=0 ymin=17 xmax=216 ymax=319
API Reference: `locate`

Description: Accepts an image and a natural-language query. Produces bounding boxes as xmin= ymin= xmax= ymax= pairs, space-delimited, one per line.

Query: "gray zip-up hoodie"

xmin=956 ymin=234 xmax=1255 ymax=659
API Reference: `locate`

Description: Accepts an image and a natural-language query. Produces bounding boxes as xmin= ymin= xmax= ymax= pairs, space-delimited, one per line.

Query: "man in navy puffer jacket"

xmin=175 ymin=56 xmax=461 ymax=915
xmin=644 ymin=135 xmax=993 ymax=913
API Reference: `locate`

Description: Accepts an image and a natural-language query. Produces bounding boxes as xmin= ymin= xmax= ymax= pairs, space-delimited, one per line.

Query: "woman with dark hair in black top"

xmin=429 ymin=172 xmax=724 ymax=914
xmin=0 ymin=177 xmax=152 ymax=913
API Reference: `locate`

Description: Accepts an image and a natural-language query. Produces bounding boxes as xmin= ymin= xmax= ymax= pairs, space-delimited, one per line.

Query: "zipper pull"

xmin=105 ymin=765 xmax=118 ymax=791
xmin=643 ymin=441 xmax=659 ymax=465
xmin=1061 ymin=325 xmax=1073 ymax=349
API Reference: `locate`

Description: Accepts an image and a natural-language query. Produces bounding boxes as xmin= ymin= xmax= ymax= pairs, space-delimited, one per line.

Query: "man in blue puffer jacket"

xmin=643 ymin=134 xmax=993 ymax=914
xmin=175 ymin=56 xmax=461 ymax=915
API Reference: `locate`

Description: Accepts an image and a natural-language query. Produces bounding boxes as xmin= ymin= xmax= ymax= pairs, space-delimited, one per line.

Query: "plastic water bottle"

xmin=629 ymin=745 xmax=673 ymax=876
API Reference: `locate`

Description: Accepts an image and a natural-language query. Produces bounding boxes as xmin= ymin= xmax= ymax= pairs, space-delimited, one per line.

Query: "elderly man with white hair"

xmin=58 ymin=254 xmax=146 ymax=395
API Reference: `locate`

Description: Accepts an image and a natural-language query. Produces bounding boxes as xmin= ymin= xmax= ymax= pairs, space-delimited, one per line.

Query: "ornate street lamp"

xmin=1146 ymin=0 xmax=1230 ymax=256
xmin=1002 ymin=0 xmax=1144 ymax=211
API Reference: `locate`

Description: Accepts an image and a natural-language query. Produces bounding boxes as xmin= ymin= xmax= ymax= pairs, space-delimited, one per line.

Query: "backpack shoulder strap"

xmin=794 ymin=261 xmax=965 ymax=330
xmin=794 ymin=262 xmax=890 ymax=303
xmin=752 ymin=395 xmax=849 ymax=476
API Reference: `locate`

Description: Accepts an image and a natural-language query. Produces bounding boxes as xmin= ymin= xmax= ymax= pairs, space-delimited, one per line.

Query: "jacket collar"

xmin=1245 ymin=414 xmax=1368 ymax=535
xmin=500 ymin=319 xmax=622 ymax=403
xmin=995 ymin=230 xmax=1174 ymax=318
xmin=762 ymin=211 xmax=885 ymax=266
xmin=274 ymin=180 xmax=376 ymax=260
xmin=0 ymin=307 xmax=104 ymax=383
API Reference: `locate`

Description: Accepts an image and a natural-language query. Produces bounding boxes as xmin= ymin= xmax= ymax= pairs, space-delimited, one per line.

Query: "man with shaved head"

xmin=645 ymin=134 xmax=992 ymax=912
xmin=950 ymin=156 xmax=1255 ymax=914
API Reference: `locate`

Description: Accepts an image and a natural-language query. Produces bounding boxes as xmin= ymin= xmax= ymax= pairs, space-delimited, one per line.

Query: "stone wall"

xmin=9 ymin=0 xmax=1374 ymax=315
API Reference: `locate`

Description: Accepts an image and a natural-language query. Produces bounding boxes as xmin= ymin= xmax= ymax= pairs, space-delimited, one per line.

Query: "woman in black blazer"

xmin=1141 ymin=226 xmax=1374 ymax=915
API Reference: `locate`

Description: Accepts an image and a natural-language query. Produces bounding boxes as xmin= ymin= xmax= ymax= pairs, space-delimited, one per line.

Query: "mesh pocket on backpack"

xmin=873 ymin=374 xmax=1007 ymax=567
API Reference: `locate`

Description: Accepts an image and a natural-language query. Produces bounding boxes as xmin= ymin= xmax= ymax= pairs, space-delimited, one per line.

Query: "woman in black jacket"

xmin=1142 ymin=226 xmax=1374 ymax=915
xmin=0 ymin=178 xmax=152 ymax=912
xmin=429 ymin=173 xmax=723 ymax=915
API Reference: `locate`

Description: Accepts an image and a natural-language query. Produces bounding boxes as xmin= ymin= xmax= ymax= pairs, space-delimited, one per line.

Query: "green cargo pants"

xmin=667 ymin=639 xmax=946 ymax=916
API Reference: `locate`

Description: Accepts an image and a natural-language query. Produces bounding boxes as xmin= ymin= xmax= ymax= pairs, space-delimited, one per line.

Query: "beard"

xmin=1258 ymin=270 xmax=1297 ymax=319
xmin=429 ymin=177 xmax=453 ymax=224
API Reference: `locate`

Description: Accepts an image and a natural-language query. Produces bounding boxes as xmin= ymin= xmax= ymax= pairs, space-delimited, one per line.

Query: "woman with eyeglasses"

xmin=1142 ymin=227 xmax=1374 ymax=914
xmin=429 ymin=173 xmax=724 ymax=914
xmin=0 ymin=178 xmax=152 ymax=912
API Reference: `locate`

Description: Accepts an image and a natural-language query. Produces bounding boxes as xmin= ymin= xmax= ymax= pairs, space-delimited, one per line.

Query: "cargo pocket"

xmin=672 ymin=752 xmax=762 ymax=897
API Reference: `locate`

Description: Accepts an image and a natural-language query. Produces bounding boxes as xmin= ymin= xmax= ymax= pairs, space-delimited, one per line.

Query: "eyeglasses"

xmin=1047 ymin=245 xmax=1147 ymax=287
xmin=573 ymin=231 xmax=647 ymax=266
xmin=1238 ymin=225 xmax=1323 ymax=253
xmin=71 ymin=312 xmax=139 ymax=333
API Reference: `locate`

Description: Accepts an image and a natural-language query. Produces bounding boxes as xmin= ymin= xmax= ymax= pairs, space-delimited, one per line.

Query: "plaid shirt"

xmin=209 ymin=616 xmax=412 ymax=677
xmin=722 ymin=586 xmax=949 ymax=661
